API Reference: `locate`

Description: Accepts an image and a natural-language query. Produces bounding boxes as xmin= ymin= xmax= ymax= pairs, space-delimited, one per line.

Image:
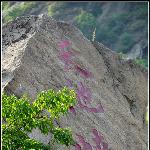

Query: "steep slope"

xmin=2 ymin=15 xmax=148 ymax=150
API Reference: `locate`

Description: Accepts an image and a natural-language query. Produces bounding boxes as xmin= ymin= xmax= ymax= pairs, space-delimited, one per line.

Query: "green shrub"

xmin=48 ymin=2 xmax=58 ymax=17
xmin=48 ymin=2 xmax=65 ymax=17
xmin=75 ymin=10 xmax=96 ymax=30
xmin=3 ymin=2 xmax=36 ymax=23
xmin=118 ymin=52 xmax=128 ymax=59
xmin=127 ymin=20 xmax=147 ymax=32
xmin=2 ymin=1 xmax=10 ymax=11
xmin=120 ymin=33 xmax=134 ymax=46
xmin=116 ymin=32 xmax=135 ymax=53
xmin=2 ymin=87 xmax=77 ymax=149
xmin=96 ymin=13 xmax=129 ymax=45
xmin=134 ymin=58 xmax=148 ymax=69
xmin=86 ymin=3 xmax=103 ymax=17
xmin=75 ymin=10 xmax=96 ymax=39
xmin=128 ymin=3 xmax=148 ymax=19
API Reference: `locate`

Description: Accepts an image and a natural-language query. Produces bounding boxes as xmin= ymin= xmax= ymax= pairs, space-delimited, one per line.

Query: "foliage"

xmin=120 ymin=33 xmax=134 ymax=48
xmin=96 ymin=12 xmax=128 ymax=43
xmin=127 ymin=19 xmax=147 ymax=32
xmin=128 ymin=2 xmax=148 ymax=19
xmin=96 ymin=4 xmax=147 ymax=54
xmin=117 ymin=32 xmax=135 ymax=53
xmin=118 ymin=52 xmax=128 ymax=59
xmin=53 ymin=128 xmax=74 ymax=146
xmin=2 ymin=87 xmax=77 ymax=149
xmin=75 ymin=10 xmax=96 ymax=29
xmin=2 ymin=1 xmax=10 ymax=11
xmin=48 ymin=2 xmax=65 ymax=17
xmin=86 ymin=2 xmax=103 ymax=17
xmin=75 ymin=10 xmax=96 ymax=39
xmin=48 ymin=2 xmax=57 ymax=17
xmin=117 ymin=52 xmax=148 ymax=69
xmin=2 ymin=2 xmax=36 ymax=23
xmin=134 ymin=58 xmax=148 ymax=69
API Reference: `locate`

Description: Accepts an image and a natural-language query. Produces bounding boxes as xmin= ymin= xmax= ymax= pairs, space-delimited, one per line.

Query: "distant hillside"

xmin=2 ymin=1 xmax=148 ymax=68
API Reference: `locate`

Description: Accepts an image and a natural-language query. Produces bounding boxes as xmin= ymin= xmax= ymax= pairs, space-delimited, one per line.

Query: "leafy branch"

xmin=2 ymin=87 xmax=77 ymax=149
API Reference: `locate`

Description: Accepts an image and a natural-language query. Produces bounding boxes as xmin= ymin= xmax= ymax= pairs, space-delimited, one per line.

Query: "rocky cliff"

xmin=2 ymin=15 xmax=148 ymax=150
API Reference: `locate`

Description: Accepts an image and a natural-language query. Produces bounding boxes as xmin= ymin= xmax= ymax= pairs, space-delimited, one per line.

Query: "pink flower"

xmin=92 ymin=129 xmax=108 ymax=150
xmin=101 ymin=142 xmax=108 ymax=150
xmin=76 ymin=134 xmax=92 ymax=150
xmin=58 ymin=40 xmax=71 ymax=49
xmin=84 ymin=104 xmax=104 ymax=113
xmin=76 ymin=134 xmax=85 ymax=145
xmin=74 ymin=65 xmax=93 ymax=78
xmin=79 ymin=104 xmax=103 ymax=113
xmin=58 ymin=50 xmax=75 ymax=70
xmin=75 ymin=143 xmax=81 ymax=150
xmin=65 ymin=78 xmax=74 ymax=87
xmin=83 ymin=142 xmax=93 ymax=150
xmin=92 ymin=129 xmax=104 ymax=146
xmin=76 ymin=82 xmax=92 ymax=105
xmin=76 ymin=82 xmax=104 ymax=113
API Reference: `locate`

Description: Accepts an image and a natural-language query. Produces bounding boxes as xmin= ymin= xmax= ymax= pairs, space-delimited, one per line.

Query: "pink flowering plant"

xmin=58 ymin=40 xmax=71 ymax=49
xmin=75 ymin=130 xmax=108 ymax=150
xmin=57 ymin=39 xmax=108 ymax=149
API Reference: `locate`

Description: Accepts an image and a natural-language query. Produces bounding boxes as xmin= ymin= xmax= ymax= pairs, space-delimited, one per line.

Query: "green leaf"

xmin=2 ymin=87 xmax=77 ymax=149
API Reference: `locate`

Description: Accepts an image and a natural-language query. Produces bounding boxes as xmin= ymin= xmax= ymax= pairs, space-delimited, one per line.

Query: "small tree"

xmin=2 ymin=87 xmax=77 ymax=149
xmin=75 ymin=10 xmax=96 ymax=39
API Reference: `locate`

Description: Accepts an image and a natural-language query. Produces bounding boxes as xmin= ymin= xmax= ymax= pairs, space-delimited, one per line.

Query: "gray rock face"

xmin=2 ymin=15 xmax=148 ymax=150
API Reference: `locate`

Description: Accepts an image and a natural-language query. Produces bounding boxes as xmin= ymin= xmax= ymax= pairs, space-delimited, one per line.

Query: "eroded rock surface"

xmin=2 ymin=15 xmax=148 ymax=150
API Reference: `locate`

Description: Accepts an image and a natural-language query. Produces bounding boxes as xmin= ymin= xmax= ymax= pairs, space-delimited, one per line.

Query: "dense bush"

xmin=2 ymin=87 xmax=77 ymax=149
xmin=75 ymin=10 xmax=96 ymax=29
xmin=48 ymin=2 xmax=66 ymax=17
xmin=2 ymin=2 xmax=36 ymax=23
xmin=121 ymin=33 xmax=134 ymax=47
xmin=75 ymin=10 xmax=96 ymax=39
xmin=2 ymin=1 xmax=10 ymax=11
xmin=117 ymin=32 xmax=135 ymax=53
xmin=117 ymin=52 xmax=148 ymax=69
xmin=134 ymin=58 xmax=148 ymax=69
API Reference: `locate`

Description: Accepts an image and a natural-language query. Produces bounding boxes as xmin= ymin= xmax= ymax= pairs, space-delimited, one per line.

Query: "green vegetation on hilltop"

xmin=48 ymin=2 xmax=65 ymax=17
xmin=75 ymin=10 xmax=96 ymax=39
xmin=2 ymin=2 xmax=36 ymax=23
xmin=117 ymin=32 xmax=135 ymax=53
xmin=2 ymin=87 xmax=77 ymax=149
xmin=118 ymin=52 xmax=148 ymax=69
xmin=2 ymin=1 xmax=10 ymax=10
xmin=134 ymin=57 xmax=148 ymax=69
